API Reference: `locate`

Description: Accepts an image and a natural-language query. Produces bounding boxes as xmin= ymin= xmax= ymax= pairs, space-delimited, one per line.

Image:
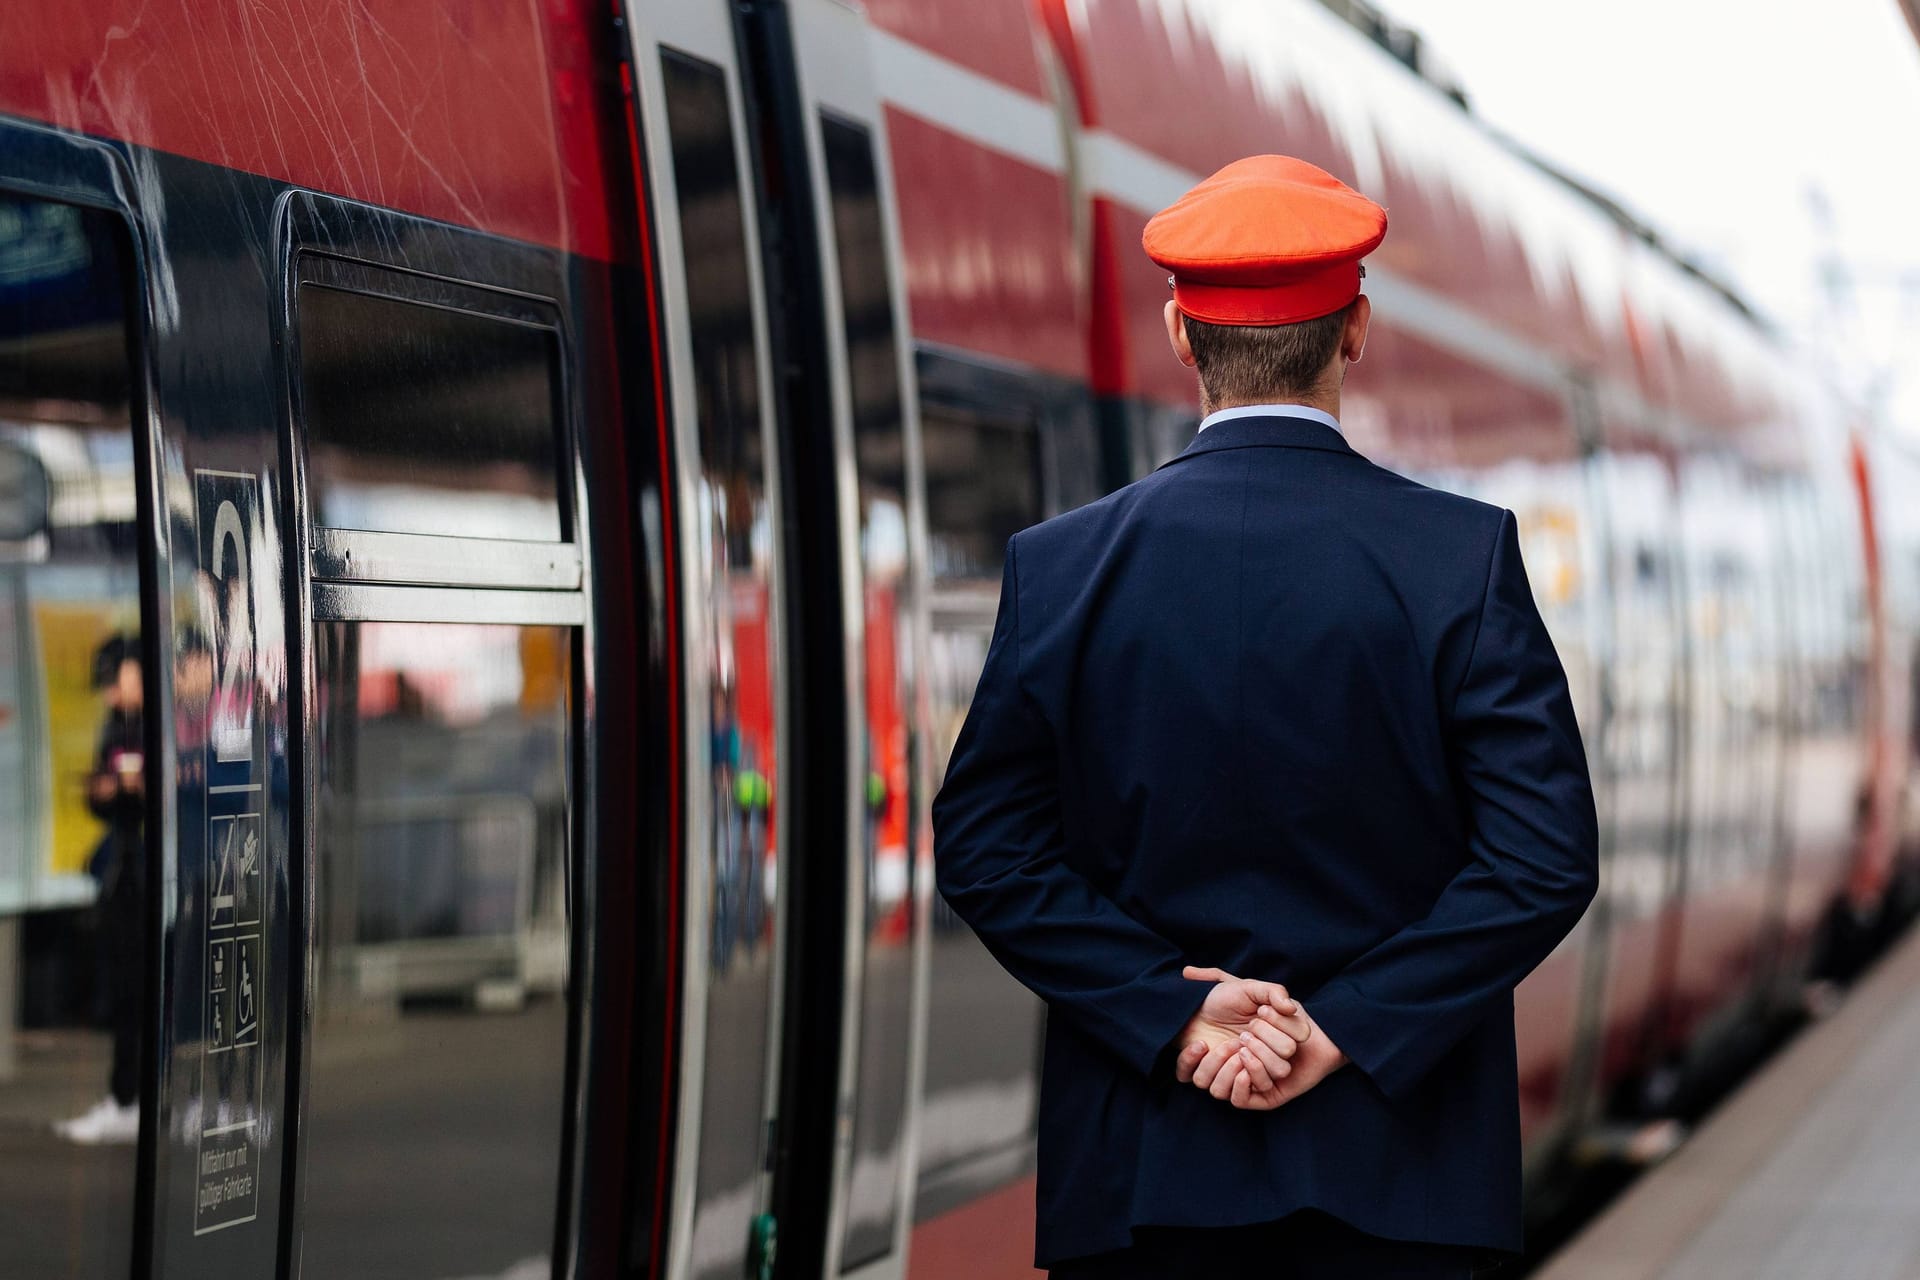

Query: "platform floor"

xmin=1540 ymin=922 xmax=1920 ymax=1280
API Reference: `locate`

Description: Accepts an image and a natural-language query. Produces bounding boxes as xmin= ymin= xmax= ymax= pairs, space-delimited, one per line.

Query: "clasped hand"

xmin=1171 ymin=965 xmax=1347 ymax=1111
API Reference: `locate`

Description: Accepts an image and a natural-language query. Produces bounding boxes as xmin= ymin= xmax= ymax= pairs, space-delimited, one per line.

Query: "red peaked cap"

xmin=1143 ymin=155 xmax=1388 ymax=326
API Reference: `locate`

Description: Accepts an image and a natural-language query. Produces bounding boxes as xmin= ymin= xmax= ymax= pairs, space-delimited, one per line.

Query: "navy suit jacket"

xmin=931 ymin=411 xmax=1599 ymax=1265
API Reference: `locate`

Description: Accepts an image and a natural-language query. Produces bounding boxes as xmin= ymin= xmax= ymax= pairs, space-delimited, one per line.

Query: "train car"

xmin=0 ymin=1 xmax=1907 ymax=1278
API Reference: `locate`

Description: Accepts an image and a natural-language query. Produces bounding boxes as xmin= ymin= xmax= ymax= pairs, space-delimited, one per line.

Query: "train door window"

xmin=291 ymin=264 xmax=583 ymax=1279
xmin=303 ymin=619 xmax=573 ymax=1279
xmin=913 ymin=392 xmax=1047 ymax=1228
xmin=821 ymin=112 xmax=917 ymax=1270
xmin=0 ymin=192 xmax=148 ymax=1277
xmin=920 ymin=402 xmax=1042 ymax=584
xmin=659 ymin=47 xmax=788 ymax=1277
xmin=298 ymin=270 xmax=565 ymax=542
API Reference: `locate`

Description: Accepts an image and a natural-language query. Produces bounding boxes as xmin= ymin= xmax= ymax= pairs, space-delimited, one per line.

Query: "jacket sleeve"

xmin=932 ymin=538 xmax=1210 ymax=1078
xmin=1307 ymin=509 xmax=1600 ymax=1102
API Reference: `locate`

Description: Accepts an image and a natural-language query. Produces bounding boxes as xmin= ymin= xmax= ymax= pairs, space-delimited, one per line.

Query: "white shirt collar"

xmin=1197 ymin=403 xmax=1343 ymax=435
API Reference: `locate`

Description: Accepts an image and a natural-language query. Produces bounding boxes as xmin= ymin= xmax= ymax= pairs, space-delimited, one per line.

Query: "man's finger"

xmin=1174 ymin=1040 xmax=1207 ymax=1084
xmin=1191 ymin=1041 xmax=1236 ymax=1090
xmin=1242 ymin=981 xmax=1299 ymax=1016
xmin=1244 ymin=1028 xmax=1290 ymax=1074
xmin=1181 ymin=965 xmax=1236 ymax=983
xmin=1258 ymin=1002 xmax=1313 ymax=1043
xmin=1230 ymin=1061 xmax=1253 ymax=1109
xmin=1234 ymin=1040 xmax=1274 ymax=1092
xmin=1209 ymin=1057 xmax=1242 ymax=1101
xmin=1245 ymin=1015 xmax=1300 ymax=1061
xmin=1234 ymin=1073 xmax=1285 ymax=1112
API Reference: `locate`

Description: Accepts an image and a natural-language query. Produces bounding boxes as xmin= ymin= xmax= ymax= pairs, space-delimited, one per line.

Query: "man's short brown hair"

xmin=1184 ymin=301 xmax=1352 ymax=405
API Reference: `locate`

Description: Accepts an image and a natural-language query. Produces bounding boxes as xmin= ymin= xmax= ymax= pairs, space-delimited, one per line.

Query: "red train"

xmin=1 ymin=0 xmax=1914 ymax=1277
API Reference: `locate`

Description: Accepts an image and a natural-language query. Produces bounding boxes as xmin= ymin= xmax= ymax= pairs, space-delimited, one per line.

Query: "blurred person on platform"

xmin=57 ymin=632 xmax=146 ymax=1145
xmin=933 ymin=156 xmax=1599 ymax=1277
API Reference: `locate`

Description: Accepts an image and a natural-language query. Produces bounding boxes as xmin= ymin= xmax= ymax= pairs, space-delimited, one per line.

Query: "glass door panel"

xmin=299 ymin=619 xmax=572 ymax=1279
xmin=0 ymin=190 xmax=148 ymax=1279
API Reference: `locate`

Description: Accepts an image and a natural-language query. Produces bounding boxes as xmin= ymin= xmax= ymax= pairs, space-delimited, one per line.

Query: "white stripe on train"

xmin=867 ymin=22 xmax=1766 ymax=443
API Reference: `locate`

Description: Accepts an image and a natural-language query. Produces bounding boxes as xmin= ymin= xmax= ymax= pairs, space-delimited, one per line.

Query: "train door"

xmin=617 ymin=7 xmax=793 ymax=1279
xmin=621 ymin=2 xmax=930 ymax=1274
xmin=279 ymin=200 xmax=592 ymax=1279
xmin=0 ymin=127 xmax=161 ymax=1279
xmin=1661 ymin=457 xmax=1788 ymax=1060
xmin=765 ymin=5 xmax=930 ymax=1276
xmin=1771 ymin=473 xmax=1868 ymax=975
xmin=1584 ymin=445 xmax=1688 ymax=1103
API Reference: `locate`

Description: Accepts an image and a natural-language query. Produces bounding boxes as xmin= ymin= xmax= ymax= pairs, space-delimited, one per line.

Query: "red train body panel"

xmin=2 ymin=0 xmax=624 ymax=260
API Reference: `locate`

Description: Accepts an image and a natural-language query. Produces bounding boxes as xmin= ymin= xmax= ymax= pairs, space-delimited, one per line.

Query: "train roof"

xmin=1062 ymin=0 xmax=1830 ymax=444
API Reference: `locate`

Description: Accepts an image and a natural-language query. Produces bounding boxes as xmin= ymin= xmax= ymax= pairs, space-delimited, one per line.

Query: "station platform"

xmin=1539 ymin=923 xmax=1920 ymax=1279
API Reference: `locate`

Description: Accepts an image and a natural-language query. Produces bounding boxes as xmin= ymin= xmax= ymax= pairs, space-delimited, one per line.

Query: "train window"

xmin=660 ymin=47 xmax=786 ymax=1278
xmin=921 ymin=401 xmax=1042 ymax=584
xmin=299 ymin=619 xmax=573 ymax=1278
xmin=821 ymin=112 xmax=916 ymax=1270
xmin=297 ymin=282 xmax=565 ymax=542
xmin=0 ymin=192 xmax=147 ymax=1275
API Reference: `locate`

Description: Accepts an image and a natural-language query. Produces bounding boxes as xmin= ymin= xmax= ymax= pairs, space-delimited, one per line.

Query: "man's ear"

xmin=1165 ymin=299 xmax=1197 ymax=369
xmin=1343 ymin=294 xmax=1372 ymax=365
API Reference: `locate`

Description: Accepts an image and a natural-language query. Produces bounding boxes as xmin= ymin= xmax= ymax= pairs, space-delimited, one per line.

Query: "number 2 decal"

xmin=203 ymin=482 xmax=255 ymax=764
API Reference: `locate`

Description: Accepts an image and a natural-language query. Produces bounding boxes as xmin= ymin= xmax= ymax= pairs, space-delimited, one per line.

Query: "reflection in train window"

xmin=822 ymin=111 xmax=916 ymax=1269
xmin=921 ymin=401 xmax=1042 ymax=584
xmin=661 ymin=48 xmax=785 ymax=1280
xmin=298 ymin=285 xmax=565 ymax=541
xmin=0 ymin=192 xmax=146 ymax=1277
xmin=915 ymin=395 xmax=1047 ymax=1226
xmin=301 ymin=621 xmax=571 ymax=1279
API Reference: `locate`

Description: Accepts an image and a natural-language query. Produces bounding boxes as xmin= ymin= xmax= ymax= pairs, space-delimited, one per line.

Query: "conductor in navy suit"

xmin=931 ymin=155 xmax=1599 ymax=1278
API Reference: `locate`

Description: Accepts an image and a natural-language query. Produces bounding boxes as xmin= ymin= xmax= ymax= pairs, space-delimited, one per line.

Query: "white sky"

xmin=1378 ymin=0 xmax=1920 ymax=434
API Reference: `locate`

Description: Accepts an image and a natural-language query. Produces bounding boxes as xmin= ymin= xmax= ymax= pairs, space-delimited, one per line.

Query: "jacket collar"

xmin=1156 ymin=409 xmax=1360 ymax=471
